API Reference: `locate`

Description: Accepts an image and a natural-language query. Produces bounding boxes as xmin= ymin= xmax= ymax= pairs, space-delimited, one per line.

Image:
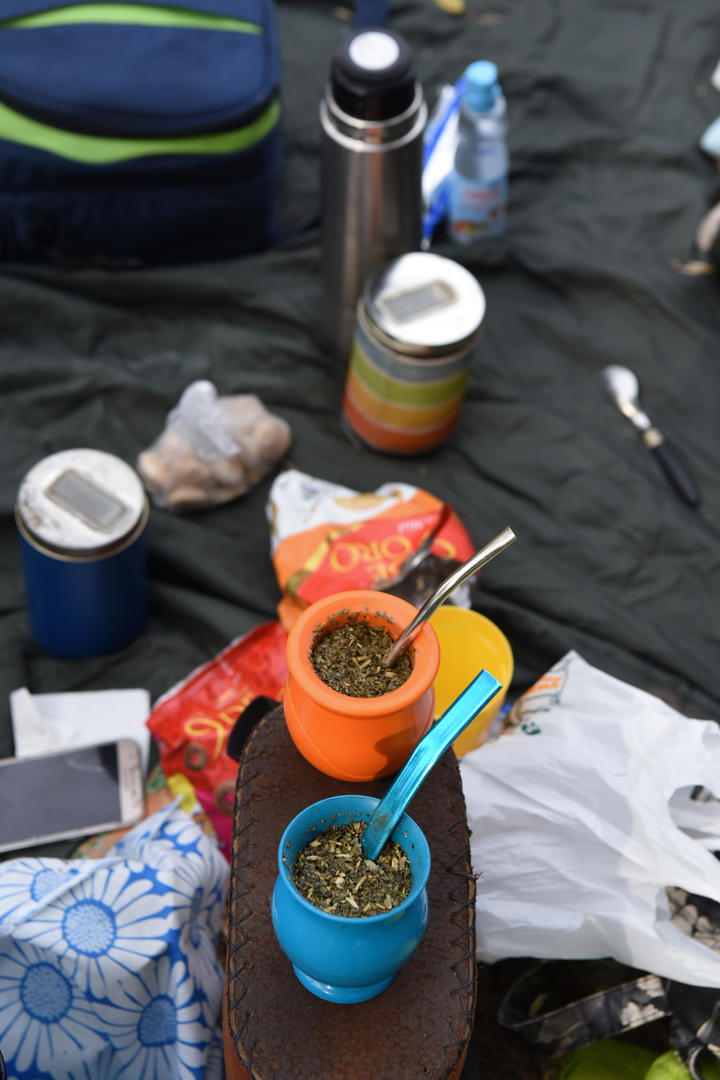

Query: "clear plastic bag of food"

xmin=138 ymin=380 xmax=291 ymax=511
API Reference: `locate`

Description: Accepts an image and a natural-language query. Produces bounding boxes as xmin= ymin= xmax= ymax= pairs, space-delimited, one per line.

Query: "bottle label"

xmin=449 ymin=172 xmax=508 ymax=241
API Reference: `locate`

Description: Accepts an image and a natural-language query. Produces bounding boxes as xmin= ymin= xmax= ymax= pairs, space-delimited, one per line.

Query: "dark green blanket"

xmin=1 ymin=1 xmax=719 ymax=1074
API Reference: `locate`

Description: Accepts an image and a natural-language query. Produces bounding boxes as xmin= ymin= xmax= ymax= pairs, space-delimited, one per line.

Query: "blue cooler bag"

xmin=0 ymin=0 xmax=283 ymax=265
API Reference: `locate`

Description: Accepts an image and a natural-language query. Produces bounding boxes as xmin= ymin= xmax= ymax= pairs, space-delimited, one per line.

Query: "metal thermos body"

xmin=320 ymin=29 xmax=427 ymax=359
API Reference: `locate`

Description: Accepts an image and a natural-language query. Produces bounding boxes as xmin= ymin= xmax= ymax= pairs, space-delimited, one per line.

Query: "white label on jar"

xmin=349 ymin=32 xmax=400 ymax=71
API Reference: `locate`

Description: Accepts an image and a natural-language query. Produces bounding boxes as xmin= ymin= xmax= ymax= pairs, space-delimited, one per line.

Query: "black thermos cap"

xmin=330 ymin=28 xmax=417 ymax=121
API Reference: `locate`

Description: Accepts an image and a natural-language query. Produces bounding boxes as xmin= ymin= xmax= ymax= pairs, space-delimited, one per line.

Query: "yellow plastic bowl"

xmin=429 ymin=605 xmax=514 ymax=757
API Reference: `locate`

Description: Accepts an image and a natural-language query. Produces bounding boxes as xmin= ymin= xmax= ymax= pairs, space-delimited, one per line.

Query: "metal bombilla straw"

xmin=382 ymin=526 xmax=517 ymax=668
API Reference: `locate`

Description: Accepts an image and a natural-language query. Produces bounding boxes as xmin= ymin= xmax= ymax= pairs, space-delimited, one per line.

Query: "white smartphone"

xmin=0 ymin=739 xmax=145 ymax=854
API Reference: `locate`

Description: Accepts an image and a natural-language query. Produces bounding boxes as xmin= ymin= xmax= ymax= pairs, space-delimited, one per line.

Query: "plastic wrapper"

xmin=137 ymin=379 xmax=291 ymax=511
xmin=266 ymin=468 xmax=476 ymax=629
xmin=146 ymin=620 xmax=288 ymax=858
xmin=459 ymin=650 xmax=720 ymax=987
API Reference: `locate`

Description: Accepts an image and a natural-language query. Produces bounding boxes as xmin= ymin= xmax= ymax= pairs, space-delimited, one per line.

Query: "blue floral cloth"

xmin=0 ymin=802 xmax=229 ymax=1079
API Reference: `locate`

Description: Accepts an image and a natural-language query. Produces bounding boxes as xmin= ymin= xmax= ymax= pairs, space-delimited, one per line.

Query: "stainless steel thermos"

xmin=320 ymin=28 xmax=427 ymax=359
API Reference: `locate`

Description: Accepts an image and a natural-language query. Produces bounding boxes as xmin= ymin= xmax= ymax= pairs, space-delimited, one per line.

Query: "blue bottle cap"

xmin=464 ymin=60 xmax=499 ymax=113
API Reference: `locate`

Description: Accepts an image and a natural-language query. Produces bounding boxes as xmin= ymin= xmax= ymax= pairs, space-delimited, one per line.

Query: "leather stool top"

xmin=224 ymin=704 xmax=478 ymax=1080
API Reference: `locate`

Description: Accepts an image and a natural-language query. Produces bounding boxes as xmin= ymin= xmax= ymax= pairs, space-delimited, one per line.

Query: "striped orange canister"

xmin=342 ymin=252 xmax=486 ymax=454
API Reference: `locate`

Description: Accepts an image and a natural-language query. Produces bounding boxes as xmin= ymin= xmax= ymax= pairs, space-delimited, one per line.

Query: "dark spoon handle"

xmin=649 ymin=440 xmax=701 ymax=508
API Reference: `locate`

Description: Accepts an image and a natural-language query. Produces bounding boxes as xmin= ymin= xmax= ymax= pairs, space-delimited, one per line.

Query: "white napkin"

xmin=9 ymin=686 xmax=151 ymax=777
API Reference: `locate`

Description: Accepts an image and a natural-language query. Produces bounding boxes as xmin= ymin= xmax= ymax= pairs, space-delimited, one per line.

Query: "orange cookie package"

xmin=266 ymin=469 xmax=475 ymax=629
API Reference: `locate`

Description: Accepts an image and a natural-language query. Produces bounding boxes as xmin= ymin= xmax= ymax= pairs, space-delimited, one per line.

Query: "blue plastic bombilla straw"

xmin=361 ymin=669 xmax=502 ymax=861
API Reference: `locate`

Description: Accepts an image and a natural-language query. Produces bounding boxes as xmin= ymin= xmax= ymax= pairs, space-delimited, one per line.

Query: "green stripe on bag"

xmin=0 ymin=96 xmax=280 ymax=163
xmin=1 ymin=4 xmax=261 ymax=33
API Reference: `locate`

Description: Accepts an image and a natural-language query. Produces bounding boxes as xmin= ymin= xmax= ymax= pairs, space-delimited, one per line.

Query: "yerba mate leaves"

xmin=311 ymin=620 xmax=412 ymax=697
xmin=293 ymin=821 xmax=411 ymax=917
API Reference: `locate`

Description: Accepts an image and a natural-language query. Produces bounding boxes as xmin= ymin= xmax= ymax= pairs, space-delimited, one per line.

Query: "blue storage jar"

xmin=15 ymin=448 xmax=149 ymax=659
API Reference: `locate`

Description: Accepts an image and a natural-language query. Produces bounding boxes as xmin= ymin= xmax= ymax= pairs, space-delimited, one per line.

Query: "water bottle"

xmin=448 ymin=61 xmax=508 ymax=244
xmin=319 ymin=28 xmax=427 ymax=359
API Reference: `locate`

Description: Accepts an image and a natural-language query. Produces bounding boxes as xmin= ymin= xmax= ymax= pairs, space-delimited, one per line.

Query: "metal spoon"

xmin=382 ymin=525 xmax=516 ymax=668
xmin=375 ymin=502 xmax=452 ymax=592
xmin=602 ymin=365 xmax=700 ymax=508
xmin=361 ymin=668 xmax=502 ymax=861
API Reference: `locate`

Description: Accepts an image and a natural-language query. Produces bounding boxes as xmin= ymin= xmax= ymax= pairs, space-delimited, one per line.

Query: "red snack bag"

xmin=147 ymin=620 xmax=288 ymax=854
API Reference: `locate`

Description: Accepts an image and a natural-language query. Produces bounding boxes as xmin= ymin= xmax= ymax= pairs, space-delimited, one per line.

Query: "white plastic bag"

xmin=459 ymin=650 xmax=720 ymax=987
